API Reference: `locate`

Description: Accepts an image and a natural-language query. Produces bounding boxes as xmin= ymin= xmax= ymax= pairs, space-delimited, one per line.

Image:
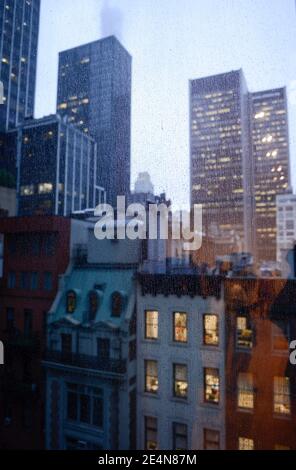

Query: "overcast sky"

xmin=35 ymin=0 xmax=296 ymax=209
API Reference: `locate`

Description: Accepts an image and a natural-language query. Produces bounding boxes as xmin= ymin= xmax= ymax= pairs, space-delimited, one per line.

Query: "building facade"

xmin=0 ymin=0 xmax=40 ymax=131
xmin=276 ymin=193 xmax=296 ymax=263
xmin=0 ymin=215 xmax=95 ymax=449
xmin=43 ymin=230 xmax=139 ymax=450
xmin=0 ymin=216 xmax=71 ymax=449
xmin=225 ymin=277 xmax=296 ymax=450
xmin=57 ymin=36 xmax=132 ymax=207
xmin=249 ymin=88 xmax=290 ymax=262
xmin=15 ymin=114 xmax=105 ymax=216
xmin=190 ymin=70 xmax=254 ymax=259
xmin=137 ymin=268 xmax=225 ymax=450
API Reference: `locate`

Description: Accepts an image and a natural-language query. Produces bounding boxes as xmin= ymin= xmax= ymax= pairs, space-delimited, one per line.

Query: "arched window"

xmin=89 ymin=290 xmax=99 ymax=320
xmin=66 ymin=290 xmax=76 ymax=314
xmin=111 ymin=291 xmax=124 ymax=317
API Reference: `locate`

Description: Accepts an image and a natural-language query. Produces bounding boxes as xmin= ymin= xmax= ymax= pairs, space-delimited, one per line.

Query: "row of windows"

xmin=5 ymin=307 xmax=45 ymax=337
xmin=67 ymin=384 xmax=103 ymax=429
xmin=145 ymin=423 xmax=290 ymax=450
xmin=145 ymin=311 xmax=290 ymax=352
xmin=145 ymin=310 xmax=219 ymax=346
xmin=7 ymin=271 xmax=53 ymax=291
xmin=144 ymin=360 xmax=292 ymax=414
xmin=8 ymin=233 xmax=56 ymax=256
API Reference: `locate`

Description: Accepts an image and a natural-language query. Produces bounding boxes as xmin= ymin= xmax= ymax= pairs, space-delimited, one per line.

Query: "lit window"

xmin=145 ymin=417 xmax=157 ymax=450
xmin=173 ymin=312 xmax=187 ymax=343
xmin=204 ymin=429 xmax=220 ymax=450
xmin=204 ymin=368 xmax=220 ymax=404
xmin=203 ymin=314 xmax=219 ymax=346
xmin=262 ymin=134 xmax=273 ymax=143
xmin=145 ymin=360 xmax=158 ymax=394
xmin=20 ymin=185 xmax=34 ymax=196
xmin=254 ymin=111 xmax=265 ymax=119
xmin=273 ymin=377 xmax=291 ymax=415
xmin=272 ymin=320 xmax=290 ymax=352
xmin=66 ymin=290 xmax=76 ymax=314
xmin=173 ymin=364 xmax=188 ymax=399
xmin=173 ymin=423 xmax=188 ymax=450
xmin=80 ymin=57 xmax=90 ymax=64
xmin=38 ymin=183 xmax=53 ymax=194
xmin=238 ymin=373 xmax=254 ymax=409
xmin=239 ymin=437 xmax=254 ymax=450
xmin=236 ymin=316 xmax=253 ymax=349
xmin=145 ymin=310 xmax=158 ymax=340
xmin=58 ymin=103 xmax=68 ymax=109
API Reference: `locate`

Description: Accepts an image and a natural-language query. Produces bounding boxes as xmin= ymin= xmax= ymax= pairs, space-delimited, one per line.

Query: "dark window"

xmin=80 ymin=394 xmax=90 ymax=423
xmin=173 ymin=364 xmax=188 ymax=399
xmin=173 ymin=422 xmax=188 ymax=450
xmin=24 ymin=310 xmax=33 ymax=337
xmin=20 ymin=271 xmax=30 ymax=290
xmin=204 ymin=429 xmax=220 ymax=450
xmin=31 ymin=234 xmax=41 ymax=256
xmin=44 ymin=234 xmax=56 ymax=256
xmin=61 ymin=333 xmax=72 ymax=355
xmin=8 ymin=237 xmax=16 ymax=255
xmin=67 ymin=391 xmax=78 ymax=421
xmin=93 ymin=396 xmax=104 ymax=428
xmin=67 ymin=384 xmax=103 ymax=428
xmin=44 ymin=272 xmax=53 ymax=291
xmin=7 ymin=271 xmax=16 ymax=289
xmin=129 ymin=339 xmax=136 ymax=361
xmin=30 ymin=272 xmax=38 ymax=290
xmin=6 ymin=308 xmax=15 ymax=331
xmin=145 ymin=416 xmax=158 ymax=450
xmin=97 ymin=338 xmax=110 ymax=361
xmin=22 ymin=399 xmax=33 ymax=429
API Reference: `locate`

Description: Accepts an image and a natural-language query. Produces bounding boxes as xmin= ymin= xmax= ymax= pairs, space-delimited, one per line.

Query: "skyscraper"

xmin=0 ymin=0 xmax=40 ymax=131
xmin=190 ymin=70 xmax=254 ymax=261
xmin=57 ymin=36 xmax=132 ymax=207
xmin=249 ymin=88 xmax=290 ymax=262
xmin=15 ymin=114 xmax=105 ymax=216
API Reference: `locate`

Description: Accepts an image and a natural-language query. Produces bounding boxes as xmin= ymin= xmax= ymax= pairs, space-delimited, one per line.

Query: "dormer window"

xmin=89 ymin=291 xmax=99 ymax=320
xmin=66 ymin=290 xmax=76 ymax=314
xmin=111 ymin=291 xmax=124 ymax=317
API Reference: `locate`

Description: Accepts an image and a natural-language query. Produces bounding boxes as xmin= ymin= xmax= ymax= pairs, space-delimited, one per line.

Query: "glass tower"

xmin=249 ymin=88 xmax=290 ymax=262
xmin=57 ymin=36 xmax=132 ymax=207
xmin=0 ymin=0 xmax=40 ymax=131
xmin=190 ymin=70 xmax=253 ymax=261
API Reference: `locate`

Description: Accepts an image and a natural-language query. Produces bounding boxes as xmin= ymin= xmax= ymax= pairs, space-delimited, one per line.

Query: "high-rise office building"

xmin=15 ymin=114 xmax=105 ymax=216
xmin=0 ymin=0 xmax=40 ymax=131
xmin=190 ymin=70 xmax=254 ymax=261
xmin=57 ymin=36 xmax=132 ymax=207
xmin=249 ymin=88 xmax=290 ymax=262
